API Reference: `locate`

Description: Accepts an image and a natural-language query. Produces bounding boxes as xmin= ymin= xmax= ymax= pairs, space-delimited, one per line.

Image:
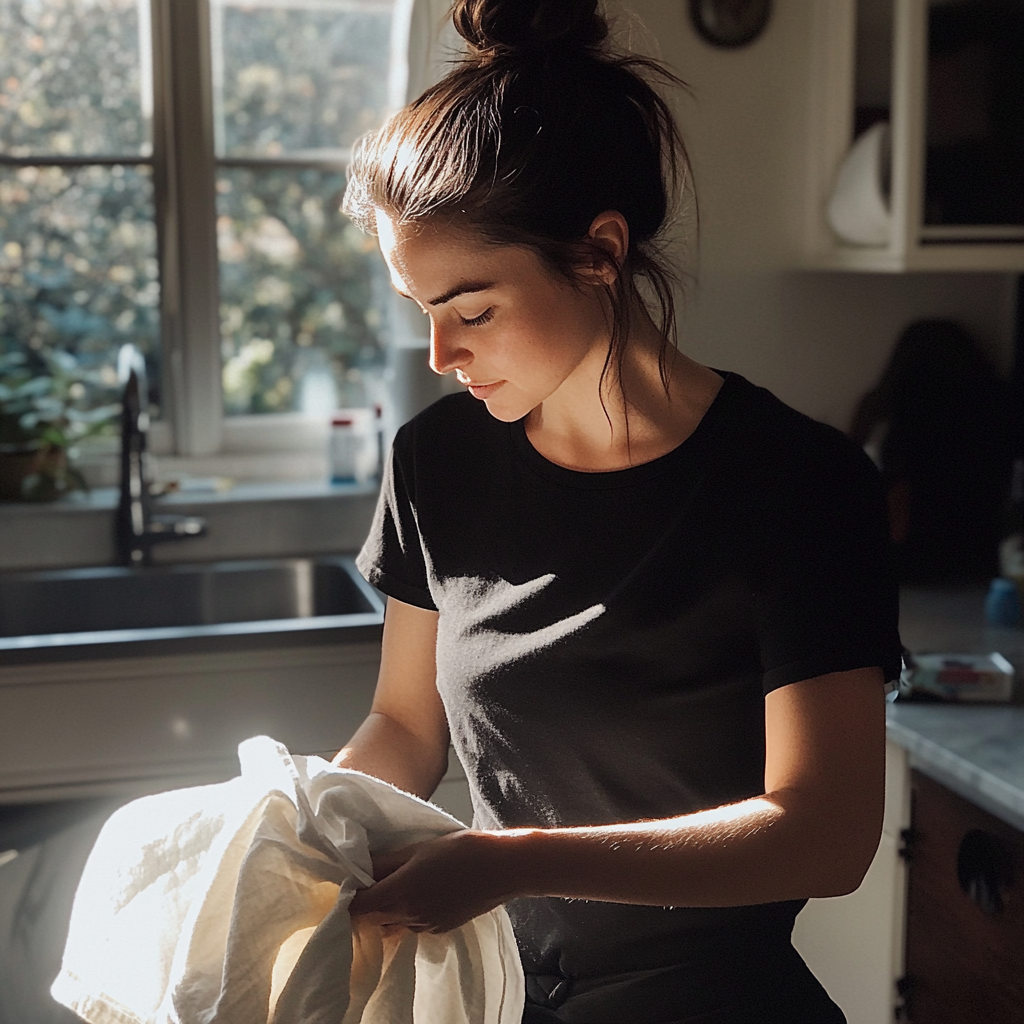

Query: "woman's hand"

xmin=349 ymin=829 xmax=524 ymax=934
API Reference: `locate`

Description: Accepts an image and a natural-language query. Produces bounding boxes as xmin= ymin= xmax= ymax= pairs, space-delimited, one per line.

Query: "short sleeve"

xmin=750 ymin=427 xmax=903 ymax=695
xmin=355 ymin=424 xmax=437 ymax=611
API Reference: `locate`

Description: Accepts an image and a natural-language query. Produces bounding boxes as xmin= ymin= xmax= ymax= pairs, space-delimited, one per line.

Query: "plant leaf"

xmin=14 ymin=376 xmax=53 ymax=399
xmin=39 ymin=426 xmax=68 ymax=448
xmin=47 ymin=350 xmax=78 ymax=375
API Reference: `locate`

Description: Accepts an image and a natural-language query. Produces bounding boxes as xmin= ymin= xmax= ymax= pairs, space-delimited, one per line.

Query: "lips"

xmin=466 ymin=381 xmax=504 ymax=400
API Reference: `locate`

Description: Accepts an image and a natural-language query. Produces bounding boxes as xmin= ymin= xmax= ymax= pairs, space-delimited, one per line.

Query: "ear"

xmin=584 ymin=211 xmax=629 ymax=285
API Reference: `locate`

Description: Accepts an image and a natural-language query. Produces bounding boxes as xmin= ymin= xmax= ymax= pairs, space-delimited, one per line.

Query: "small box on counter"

xmin=903 ymin=652 xmax=1015 ymax=703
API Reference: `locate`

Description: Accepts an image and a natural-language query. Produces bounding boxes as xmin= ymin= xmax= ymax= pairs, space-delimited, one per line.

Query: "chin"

xmin=482 ymin=401 xmax=526 ymax=423
xmin=482 ymin=392 xmax=535 ymax=423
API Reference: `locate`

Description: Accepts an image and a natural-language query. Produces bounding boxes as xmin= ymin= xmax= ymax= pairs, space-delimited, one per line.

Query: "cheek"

xmin=521 ymin=308 xmax=594 ymax=379
xmin=501 ymin=328 xmax=570 ymax=391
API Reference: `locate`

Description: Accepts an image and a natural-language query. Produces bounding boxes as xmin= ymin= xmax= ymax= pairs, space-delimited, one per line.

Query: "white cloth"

xmin=50 ymin=736 xmax=524 ymax=1024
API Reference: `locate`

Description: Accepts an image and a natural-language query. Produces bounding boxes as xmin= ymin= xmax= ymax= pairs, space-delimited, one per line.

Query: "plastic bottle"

xmin=329 ymin=409 xmax=378 ymax=484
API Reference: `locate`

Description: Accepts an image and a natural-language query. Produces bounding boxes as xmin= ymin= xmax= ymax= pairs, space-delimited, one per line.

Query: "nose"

xmin=428 ymin=320 xmax=472 ymax=377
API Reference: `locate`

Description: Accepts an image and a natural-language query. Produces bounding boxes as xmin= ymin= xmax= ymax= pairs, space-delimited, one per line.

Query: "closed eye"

xmin=460 ymin=307 xmax=494 ymax=327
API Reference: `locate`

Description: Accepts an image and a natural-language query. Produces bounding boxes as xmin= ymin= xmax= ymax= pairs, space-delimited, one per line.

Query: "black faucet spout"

xmin=115 ymin=348 xmax=206 ymax=566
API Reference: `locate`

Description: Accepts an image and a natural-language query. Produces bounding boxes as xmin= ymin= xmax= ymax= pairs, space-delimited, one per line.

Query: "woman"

xmin=335 ymin=2 xmax=903 ymax=1021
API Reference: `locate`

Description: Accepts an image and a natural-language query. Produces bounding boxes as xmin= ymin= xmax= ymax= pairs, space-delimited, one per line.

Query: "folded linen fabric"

xmin=50 ymin=736 xmax=524 ymax=1024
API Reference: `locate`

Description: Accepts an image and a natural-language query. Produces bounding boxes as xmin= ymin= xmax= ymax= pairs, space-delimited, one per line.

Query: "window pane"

xmin=0 ymin=0 xmax=152 ymax=158
xmin=0 ymin=164 xmax=161 ymax=409
xmin=217 ymin=167 xmax=388 ymax=415
xmin=211 ymin=0 xmax=396 ymax=159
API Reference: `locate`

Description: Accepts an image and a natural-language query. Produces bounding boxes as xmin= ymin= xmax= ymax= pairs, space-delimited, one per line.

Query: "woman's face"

xmin=375 ymin=211 xmax=611 ymax=423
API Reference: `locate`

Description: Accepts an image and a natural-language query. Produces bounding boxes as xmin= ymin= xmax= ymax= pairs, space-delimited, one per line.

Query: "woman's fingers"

xmin=347 ymin=830 xmax=507 ymax=934
xmin=369 ymin=844 xmax=419 ymax=881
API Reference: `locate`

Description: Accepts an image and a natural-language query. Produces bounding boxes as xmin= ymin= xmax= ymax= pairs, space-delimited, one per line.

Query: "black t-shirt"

xmin=357 ymin=371 xmax=902 ymax=981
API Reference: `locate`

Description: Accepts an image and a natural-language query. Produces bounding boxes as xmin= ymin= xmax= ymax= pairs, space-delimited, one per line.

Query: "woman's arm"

xmin=349 ymin=666 xmax=886 ymax=932
xmin=332 ymin=596 xmax=449 ymax=800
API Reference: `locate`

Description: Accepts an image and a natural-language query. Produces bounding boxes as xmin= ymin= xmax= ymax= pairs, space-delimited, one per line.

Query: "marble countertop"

xmin=887 ymin=702 xmax=1024 ymax=832
xmin=887 ymin=586 xmax=1024 ymax=832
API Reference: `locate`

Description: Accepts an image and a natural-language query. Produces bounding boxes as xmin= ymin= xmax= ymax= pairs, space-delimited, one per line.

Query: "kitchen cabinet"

xmin=0 ymin=636 xmax=475 ymax=820
xmin=0 ymin=641 xmax=383 ymax=801
xmin=794 ymin=691 xmax=1024 ymax=1024
xmin=803 ymin=0 xmax=1024 ymax=272
xmin=792 ymin=738 xmax=911 ymax=1024
xmin=901 ymin=769 xmax=1024 ymax=1023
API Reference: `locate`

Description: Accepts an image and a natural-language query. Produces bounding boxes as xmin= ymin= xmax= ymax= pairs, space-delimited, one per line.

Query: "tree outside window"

xmin=0 ymin=0 xmax=398 ymax=464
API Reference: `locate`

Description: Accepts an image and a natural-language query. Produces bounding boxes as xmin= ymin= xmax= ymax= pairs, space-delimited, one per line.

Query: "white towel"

xmin=50 ymin=736 xmax=524 ymax=1024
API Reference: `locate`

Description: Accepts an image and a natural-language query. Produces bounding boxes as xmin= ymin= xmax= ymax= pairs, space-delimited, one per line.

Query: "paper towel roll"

xmin=826 ymin=122 xmax=892 ymax=247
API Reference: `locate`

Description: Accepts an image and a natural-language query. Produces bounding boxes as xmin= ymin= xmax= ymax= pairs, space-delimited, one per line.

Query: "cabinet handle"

xmin=895 ymin=974 xmax=912 ymax=1021
xmin=956 ymin=829 xmax=1014 ymax=916
xmin=898 ymin=827 xmax=917 ymax=862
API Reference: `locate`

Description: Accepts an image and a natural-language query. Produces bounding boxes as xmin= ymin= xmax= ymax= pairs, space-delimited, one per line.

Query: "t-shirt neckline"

xmin=508 ymin=370 xmax=738 ymax=489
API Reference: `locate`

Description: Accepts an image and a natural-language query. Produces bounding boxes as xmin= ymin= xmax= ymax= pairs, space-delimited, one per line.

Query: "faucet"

xmin=115 ymin=345 xmax=206 ymax=567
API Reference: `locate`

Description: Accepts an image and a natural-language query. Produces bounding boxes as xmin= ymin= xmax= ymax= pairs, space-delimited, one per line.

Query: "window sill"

xmin=0 ymin=480 xmax=379 ymax=572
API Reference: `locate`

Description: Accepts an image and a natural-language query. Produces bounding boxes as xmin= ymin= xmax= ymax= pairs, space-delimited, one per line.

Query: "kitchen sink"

xmin=0 ymin=556 xmax=383 ymax=654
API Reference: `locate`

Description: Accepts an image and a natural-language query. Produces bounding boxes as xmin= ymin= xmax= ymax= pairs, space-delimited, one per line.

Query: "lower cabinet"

xmin=0 ymin=642 xmax=383 ymax=801
xmin=901 ymin=770 xmax=1024 ymax=1024
xmin=792 ymin=739 xmax=911 ymax=1024
xmin=793 ymin=740 xmax=1024 ymax=1024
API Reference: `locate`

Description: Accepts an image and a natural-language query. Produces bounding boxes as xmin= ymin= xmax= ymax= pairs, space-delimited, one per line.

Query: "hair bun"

xmin=452 ymin=0 xmax=608 ymax=55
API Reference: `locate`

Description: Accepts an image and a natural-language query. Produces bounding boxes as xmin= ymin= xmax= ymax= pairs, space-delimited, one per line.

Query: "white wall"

xmin=626 ymin=0 xmax=1017 ymax=430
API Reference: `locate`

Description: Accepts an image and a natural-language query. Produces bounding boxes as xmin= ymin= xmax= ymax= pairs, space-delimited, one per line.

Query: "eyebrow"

xmin=398 ymin=280 xmax=496 ymax=307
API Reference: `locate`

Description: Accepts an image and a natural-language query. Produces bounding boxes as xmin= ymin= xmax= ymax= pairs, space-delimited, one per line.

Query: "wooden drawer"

xmin=903 ymin=770 xmax=1024 ymax=1023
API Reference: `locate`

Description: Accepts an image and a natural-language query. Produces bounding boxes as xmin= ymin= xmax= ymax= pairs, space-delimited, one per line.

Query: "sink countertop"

xmin=887 ymin=586 xmax=1024 ymax=832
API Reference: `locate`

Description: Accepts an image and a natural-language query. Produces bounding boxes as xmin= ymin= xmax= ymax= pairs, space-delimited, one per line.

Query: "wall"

xmin=627 ymin=0 xmax=1017 ymax=431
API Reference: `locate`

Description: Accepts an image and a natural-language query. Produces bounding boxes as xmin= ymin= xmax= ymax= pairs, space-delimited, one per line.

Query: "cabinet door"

xmin=794 ymin=831 xmax=904 ymax=1024
xmin=903 ymin=771 xmax=1024 ymax=1023
xmin=792 ymin=739 xmax=910 ymax=1024
xmin=803 ymin=0 xmax=1024 ymax=271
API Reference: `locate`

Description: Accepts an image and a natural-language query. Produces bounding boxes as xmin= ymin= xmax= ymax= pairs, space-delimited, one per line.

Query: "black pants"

xmin=520 ymin=941 xmax=847 ymax=1024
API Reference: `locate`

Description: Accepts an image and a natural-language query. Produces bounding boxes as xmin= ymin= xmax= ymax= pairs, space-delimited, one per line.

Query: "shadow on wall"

xmin=850 ymin=319 xmax=1014 ymax=585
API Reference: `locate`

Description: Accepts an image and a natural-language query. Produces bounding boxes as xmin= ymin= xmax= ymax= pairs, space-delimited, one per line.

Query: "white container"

xmin=329 ymin=408 xmax=379 ymax=484
xmin=827 ymin=121 xmax=892 ymax=247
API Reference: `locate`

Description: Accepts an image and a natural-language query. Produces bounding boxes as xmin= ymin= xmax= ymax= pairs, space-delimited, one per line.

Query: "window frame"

xmin=3 ymin=0 xmax=409 ymax=472
xmin=151 ymin=0 xmax=222 ymax=458
xmin=159 ymin=0 xmax=410 ymax=462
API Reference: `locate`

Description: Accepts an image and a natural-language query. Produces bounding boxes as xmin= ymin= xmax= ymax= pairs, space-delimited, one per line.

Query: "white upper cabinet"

xmin=803 ymin=0 xmax=1024 ymax=272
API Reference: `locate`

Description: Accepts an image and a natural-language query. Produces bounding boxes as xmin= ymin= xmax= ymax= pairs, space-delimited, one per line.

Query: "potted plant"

xmin=0 ymin=349 xmax=120 ymax=501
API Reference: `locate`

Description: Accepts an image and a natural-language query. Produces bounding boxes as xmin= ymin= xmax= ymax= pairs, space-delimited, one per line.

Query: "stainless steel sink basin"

xmin=0 ymin=556 xmax=383 ymax=655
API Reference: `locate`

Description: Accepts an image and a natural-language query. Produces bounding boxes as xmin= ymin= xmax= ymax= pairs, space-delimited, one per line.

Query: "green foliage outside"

xmin=0 ymin=0 xmax=160 ymax=415
xmin=0 ymin=0 xmax=394 ymax=425
xmin=0 ymin=0 xmax=148 ymax=158
xmin=217 ymin=167 xmax=389 ymax=414
xmin=215 ymin=1 xmax=392 ymax=158
xmin=213 ymin=1 xmax=394 ymax=414
xmin=0 ymin=164 xmax=161 ymax=406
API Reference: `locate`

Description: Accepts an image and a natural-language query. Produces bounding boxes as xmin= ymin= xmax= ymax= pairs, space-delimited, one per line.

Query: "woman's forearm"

xmin=492 ymin=786 xmax=880 ymax=908
xmin=350 ymin=673 xmax=886 ymax=931
xmin=349 ymin=784 xmax=882 ymax=933
xmin=333 ymin=710 xmax=449 ymax=801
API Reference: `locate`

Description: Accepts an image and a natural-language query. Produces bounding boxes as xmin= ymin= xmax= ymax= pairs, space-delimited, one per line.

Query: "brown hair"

xmin=343 ymin=0 xmax=693 ymax=404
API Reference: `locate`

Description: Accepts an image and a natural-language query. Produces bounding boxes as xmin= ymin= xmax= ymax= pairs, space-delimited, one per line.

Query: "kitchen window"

xmin=0 ymin=0 xmax=411 ymax=480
